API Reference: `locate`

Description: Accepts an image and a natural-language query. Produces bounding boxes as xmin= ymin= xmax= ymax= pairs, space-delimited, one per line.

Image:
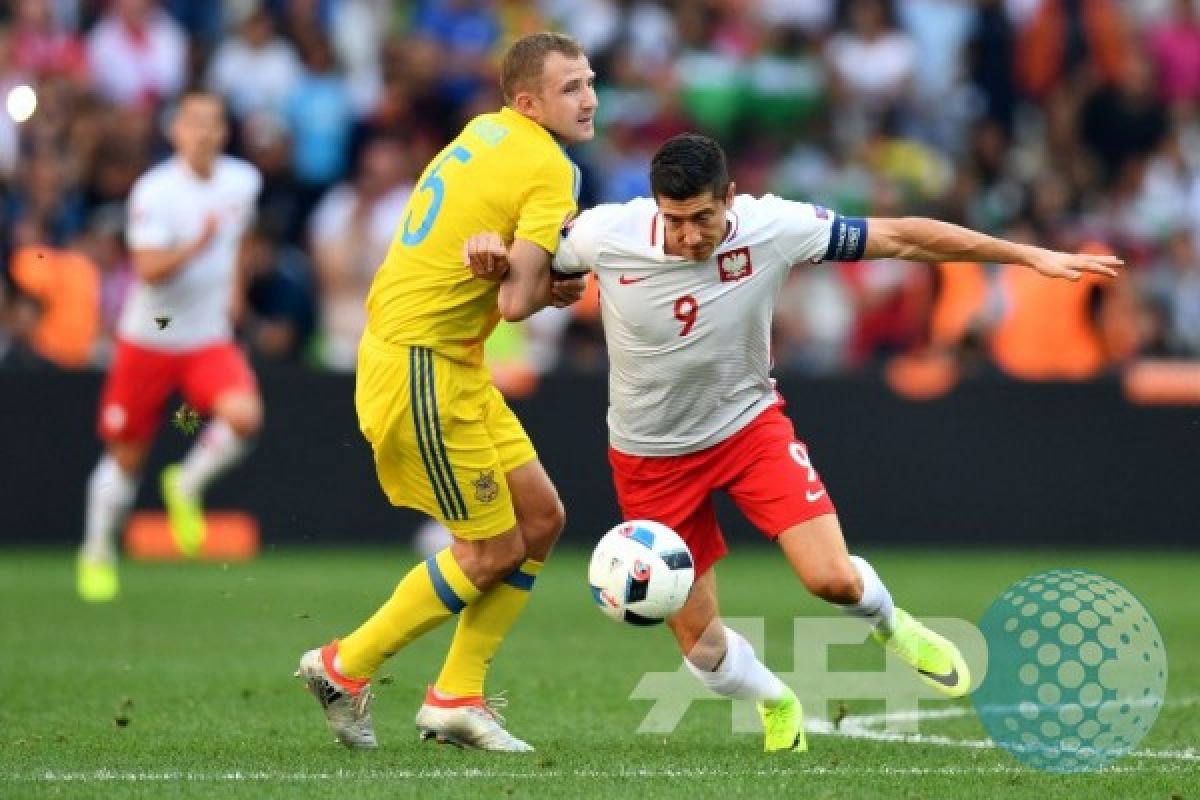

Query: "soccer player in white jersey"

xmin=465 ymin=133 xmax=1121 ymax=752
xmin=77 ymin=91 xmax=264 ymax=602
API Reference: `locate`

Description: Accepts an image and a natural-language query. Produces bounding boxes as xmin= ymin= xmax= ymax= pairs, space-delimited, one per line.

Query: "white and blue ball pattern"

xmin=588 ymin=520 xmax=695 ymax=626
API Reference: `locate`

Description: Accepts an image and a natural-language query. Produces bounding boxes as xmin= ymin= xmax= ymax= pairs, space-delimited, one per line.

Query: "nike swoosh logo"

xmin=618 ymin=275 xmax=648 ymax=285
xmin=805 ymin=489 xmax=826 ymax=503
xmin=917 ymin=665 xmax=960 ymax=689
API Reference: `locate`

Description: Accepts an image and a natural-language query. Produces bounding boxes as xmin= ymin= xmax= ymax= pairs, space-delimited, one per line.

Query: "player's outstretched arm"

xmin=863 ymin=217 xmax=1123 ymax=281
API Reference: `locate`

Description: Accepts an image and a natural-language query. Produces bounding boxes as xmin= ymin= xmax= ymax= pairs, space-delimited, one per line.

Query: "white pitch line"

xmin=15 ymin=763 xmax=1199 ymax=783
xmin=845 ymin=694 xmax=1195 ymax=728
xmin=818 ymin=695 xmax=1200 ymax=762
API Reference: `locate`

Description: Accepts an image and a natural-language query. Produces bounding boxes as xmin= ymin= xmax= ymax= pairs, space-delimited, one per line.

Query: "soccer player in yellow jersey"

xmin=296 ymin=32 xmax=597 ymax=752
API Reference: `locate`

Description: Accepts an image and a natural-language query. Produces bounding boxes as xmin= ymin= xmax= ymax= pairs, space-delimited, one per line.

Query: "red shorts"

xmin=97 ymin=339 xmax=257 ymax=443
xmin=608 ymin=403 xmax=836 ymax=577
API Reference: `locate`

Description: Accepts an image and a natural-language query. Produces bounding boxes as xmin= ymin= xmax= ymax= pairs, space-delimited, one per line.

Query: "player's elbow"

xmin=497 ymin=292 xmax=535 ymax=323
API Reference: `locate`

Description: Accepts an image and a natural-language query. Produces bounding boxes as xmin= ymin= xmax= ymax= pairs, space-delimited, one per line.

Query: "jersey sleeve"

xmin=126 ymin=175 xmax=174 ymax=250
xmin=762 ymin=194 xmax=868 ymax=265
xmin=514 ymin=151 xmax=579 ymax=254
xmin=552 ymin=205 xmax=610 ymax=275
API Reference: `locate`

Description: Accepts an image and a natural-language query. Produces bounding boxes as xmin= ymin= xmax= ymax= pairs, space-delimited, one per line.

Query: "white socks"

xmin=81 ymin=455 xmax=138 ymax=562
xmin=177 ymin=419 xmax=250 ymax=497
xmin=836 ymin=555 xmax=897 ymax=636
xmin=685 ymin=626 xmax=786 ymax=705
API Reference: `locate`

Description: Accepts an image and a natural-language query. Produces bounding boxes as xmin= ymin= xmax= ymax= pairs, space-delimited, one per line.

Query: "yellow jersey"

xmin=365 ymin=107 xmax=580 ymax=366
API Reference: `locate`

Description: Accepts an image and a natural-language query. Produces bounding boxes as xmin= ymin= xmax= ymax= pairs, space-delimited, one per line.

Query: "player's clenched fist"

xmin=464 ymin=232 xmax=510 ymax=281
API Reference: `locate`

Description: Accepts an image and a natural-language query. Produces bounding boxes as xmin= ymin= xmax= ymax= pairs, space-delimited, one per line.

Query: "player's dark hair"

xmin=500 ymin=32 xmax=585 ymax=103
xmin=650 ymin=133 xmax=730 ymax=202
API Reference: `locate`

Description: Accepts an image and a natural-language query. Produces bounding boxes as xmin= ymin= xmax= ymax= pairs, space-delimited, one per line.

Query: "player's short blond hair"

xmin=500 ymin=32 xmax=585 ymax=104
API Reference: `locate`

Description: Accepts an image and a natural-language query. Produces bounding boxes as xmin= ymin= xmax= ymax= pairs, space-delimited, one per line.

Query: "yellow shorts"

xmin=355 ymin=332 xmax=536 ymax=539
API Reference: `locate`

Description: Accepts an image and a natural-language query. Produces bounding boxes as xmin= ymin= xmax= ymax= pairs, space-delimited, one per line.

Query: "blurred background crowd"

xmin=2 ymin=0 xmax=1200 ymax=388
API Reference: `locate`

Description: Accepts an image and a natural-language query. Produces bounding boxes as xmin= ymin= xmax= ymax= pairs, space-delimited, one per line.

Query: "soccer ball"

xmin=588 ymin=520 xmax=695 ymax=626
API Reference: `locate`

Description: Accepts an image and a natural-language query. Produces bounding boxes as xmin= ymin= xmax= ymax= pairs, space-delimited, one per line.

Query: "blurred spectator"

xmin=77 ymin=204 xmax=134 ymax=362
xmin=0 ymin=0 xmax=1198 ymax=376
xmin=239 ymin=110 xmax=307 ymax=244
xmin=860 ymin=125 xmax=953 ymax=204
xmin=839 ymin=178 xmax=931 ymax=366
xmin=1078 ymin=51 xmax=1168 ymax=189
xmin=825 ymin=0 xmax=916 ymax=146
xmin=85 ymin=0 xmax=186 ymax=108
xmin=1111 ymin=130 xmax=1195 ymax=248
xmin=742 ymin=27 xmax=826 ymax=140
xmin=593 ymin=122 xmax=654 ymax=203
xmin=1146 ymin=0 xmax=1200 ymax=111
xmin=967 ymin=0 xmax=1018 ymax=134
xmin=673 ymin=4 xmax=742 ymax=139
xmin=410 ymin=0 xmax=501 ymax=105
xmin=0 ymin=270 xmax=52 ymax=368
xmin=7 ymin=221 xmax=99 ymax=367
xmin=572 ymin=0 xmax=677 ymax=78
xmin=206 ymin=8 xmax=302 ymax=119
xmin=241 ymin=222 xmax=317 ymax=362
xmin=11 ymin=0 xmax=88 ymax=83
xmin=897 ymin=0 xmax=976 ymax=150
xmin=328 ymin=0 xmax=391 ymax=114
xmin=79 ymin=102 xmax=155 ymax=209
xmin=774 ymin=264 xmax=856 ymax=373
xmin=840 ymin=255 xmax=929 ymax=366
xmin=991 ymin=239 xmax=1133 ymax=380
xmin=6 ymin=149 xmax=86 ymax=246
xmin=358 ymin=35 xmax=458 ymax=146
xmin=755 ymin=0 xmax=836 ymax=36
xmin=1016 ymin=0 xmax=1129 ymax=102
xmin=161 ymin=0 xmax=225 ymax=46
xmin=308 ymin=136 xmax=411 ymax=370
xmin=1142 ymin=227 xmax=1200 ymax=356
xmin=273 ymin=0 xmax=332 ymax=44
xmin=958 ymin=118 xmax=1024 ymax=233
xmin=541 ymin=0 xmax=621 ymax=56
xmin=284 ymin=33 xmax=354 ymax=189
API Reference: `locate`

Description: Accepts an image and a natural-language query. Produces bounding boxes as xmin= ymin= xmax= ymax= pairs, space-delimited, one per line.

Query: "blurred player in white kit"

xmin=77 ymin=91 xmax=263 ymax=602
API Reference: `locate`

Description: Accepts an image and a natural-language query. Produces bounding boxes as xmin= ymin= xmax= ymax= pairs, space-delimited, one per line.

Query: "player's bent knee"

xmin=518 ymin=498 xmax=566 ymax=558
xmin=534 ymin=499 xmax=566 ymax=541
xmin=108 ymin=441 xmax=149 ymax=476
xmin=215 ymin=392 xmax=263 ymax=438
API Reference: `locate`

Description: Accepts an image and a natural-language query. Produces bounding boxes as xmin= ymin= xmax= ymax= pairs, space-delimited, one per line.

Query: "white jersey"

xmin=555 ymin=194 xmax=866 ymax=456
xmin=119 ymin=155 xmax=262 ymax=350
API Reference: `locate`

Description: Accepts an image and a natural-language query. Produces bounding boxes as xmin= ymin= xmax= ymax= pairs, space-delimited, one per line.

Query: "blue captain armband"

xmin=823 ymin=215 xmax=868 ymax=262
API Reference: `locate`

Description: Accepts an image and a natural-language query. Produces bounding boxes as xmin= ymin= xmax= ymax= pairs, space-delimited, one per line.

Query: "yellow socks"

xmin=434 ymin=558 xmax=543 ymax=698
xmin=337 ymin=549 xmax=481 ymax=680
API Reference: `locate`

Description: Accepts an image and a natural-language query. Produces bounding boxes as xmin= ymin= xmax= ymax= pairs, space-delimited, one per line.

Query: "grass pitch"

xmin=2 ymin=548 xmax=1197 ymax=799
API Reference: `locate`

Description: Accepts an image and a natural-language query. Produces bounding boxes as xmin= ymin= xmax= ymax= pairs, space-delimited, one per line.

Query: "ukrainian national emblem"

xmin=473 ymin=469 xmax=499 ymax=503
xmin=717 ymin=246 xmax=753 ymax=282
